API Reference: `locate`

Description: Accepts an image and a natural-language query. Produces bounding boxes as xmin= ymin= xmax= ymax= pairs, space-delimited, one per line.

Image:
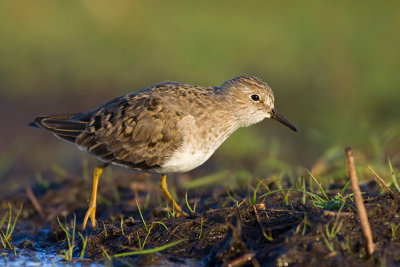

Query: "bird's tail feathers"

xmin=30 ymin=114 xmax=88 ymax=143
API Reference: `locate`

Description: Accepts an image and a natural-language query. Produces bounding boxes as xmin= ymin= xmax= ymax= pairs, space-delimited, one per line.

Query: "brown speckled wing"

xmin=31 ymin=81 xmax=215 ymax=171
xmin=75 ymin=89 xmax=184 ymax=171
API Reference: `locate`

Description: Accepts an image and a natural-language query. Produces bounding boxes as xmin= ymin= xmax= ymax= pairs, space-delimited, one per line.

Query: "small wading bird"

xmin=30 ymin=76 xmax=297 ymax=229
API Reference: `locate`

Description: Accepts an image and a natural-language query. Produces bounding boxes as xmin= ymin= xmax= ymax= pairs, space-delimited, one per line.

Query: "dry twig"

xmin=322 ymin=210 xmax=353 ymax=217
xmin=367 ymin=165 xmax=393 ymax=195
xmin=224 ymin=252 xmax=255 ymax=267
xmin=253 ymin=205 xmax=264 ymax=233
xmin=25 ymin=185 xmax=46 ymax=219
xmin=346 ymin=147 xmax=374 ymax=255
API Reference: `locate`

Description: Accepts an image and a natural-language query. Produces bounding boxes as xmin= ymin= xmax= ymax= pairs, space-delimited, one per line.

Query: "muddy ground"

xmin=1 ymin=170 xmax=400 ymax=267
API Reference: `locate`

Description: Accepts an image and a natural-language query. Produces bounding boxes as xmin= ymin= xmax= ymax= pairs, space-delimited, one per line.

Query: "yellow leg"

xmin=160 ymin=174 xmax=187 ymax=216
xmin=82 ymin=166 xmax=105 ymax=230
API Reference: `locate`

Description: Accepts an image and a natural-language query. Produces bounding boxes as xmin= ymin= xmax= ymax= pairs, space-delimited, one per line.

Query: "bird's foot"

xmin=176 ymin=210 xmax=188 ymax=217
xmin=82 ymin=203 xmax=97 ymax=230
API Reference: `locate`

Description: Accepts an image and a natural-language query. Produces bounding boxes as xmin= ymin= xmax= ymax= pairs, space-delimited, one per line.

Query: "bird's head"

xmin=220 ymin=76 xmax=297 ymax=132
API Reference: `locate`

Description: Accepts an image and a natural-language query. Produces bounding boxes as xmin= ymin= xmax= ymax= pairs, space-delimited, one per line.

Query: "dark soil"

xmin=1 ymin=173 xmax=400 ymax=267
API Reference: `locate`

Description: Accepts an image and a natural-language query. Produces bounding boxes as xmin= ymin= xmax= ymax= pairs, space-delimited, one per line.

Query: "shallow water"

xmin=0 ymin=251 xmax=199 ymax=267
xmin=0 ymin=227 xmax=92 ymax=267
xmin=1 ymin=250 xmax=63 ymax=267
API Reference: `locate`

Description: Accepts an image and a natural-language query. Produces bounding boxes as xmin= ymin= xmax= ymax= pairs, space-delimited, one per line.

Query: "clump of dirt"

xmin=2 ymin=175 xmax=400 ymax=266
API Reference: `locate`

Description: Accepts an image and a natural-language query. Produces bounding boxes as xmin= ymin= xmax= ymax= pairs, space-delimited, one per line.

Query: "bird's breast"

xmin=154 ymin=115 xmax=238 ymax=174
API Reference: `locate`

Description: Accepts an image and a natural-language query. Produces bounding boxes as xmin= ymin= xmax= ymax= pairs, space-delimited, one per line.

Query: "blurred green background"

xmin=1 ymin=1 xmax=399 ymax=192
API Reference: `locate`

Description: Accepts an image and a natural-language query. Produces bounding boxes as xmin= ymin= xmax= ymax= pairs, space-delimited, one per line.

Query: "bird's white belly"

xmin=158 ymin=144 xmax=216 ymax=173
xmin=152 ymin=115 xmax=238 ymax=174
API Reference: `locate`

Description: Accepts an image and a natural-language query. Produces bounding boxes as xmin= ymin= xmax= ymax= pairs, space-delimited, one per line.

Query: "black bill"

xmin=270 ymin=109 xmax=297 ymax=132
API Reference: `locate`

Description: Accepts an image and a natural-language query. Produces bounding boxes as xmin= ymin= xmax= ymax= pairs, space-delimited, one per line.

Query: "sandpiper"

xmin=30 ymin=75 xmax=297 ymax=229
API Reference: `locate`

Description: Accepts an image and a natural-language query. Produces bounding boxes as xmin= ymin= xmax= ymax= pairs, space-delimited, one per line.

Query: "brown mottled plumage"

xmin=31 ymin=75 xmax=297 ymax=229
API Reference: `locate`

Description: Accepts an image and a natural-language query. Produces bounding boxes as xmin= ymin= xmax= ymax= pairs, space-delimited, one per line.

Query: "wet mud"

xmin=1 ymin=175 xmax=400 ymax=266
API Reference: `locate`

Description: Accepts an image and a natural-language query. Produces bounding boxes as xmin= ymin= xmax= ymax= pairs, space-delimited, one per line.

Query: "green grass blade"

xmin=389 ymin=159 xmax=400 ymax=192
xmin=57 ymin=217 xmax=72 ymax=239
xmin=260 ymin=188 xmax=326 ymax=204
xmin=325 ymin=222 xmax=332 ymax=239
xmin=113 ymin=239 xmax=185 ymax=257
xmin=137 ymin=232 xmax=142 ymax=250
xmin=185 ymin=190 xmax=194 ymax=213
xmin=306 ymin=170 xmax=329 ymax=200
xmin=152 ymin=221 xmax=168 ymax=231
xmin=0 ymin=232 xmax=6 ymax=248
xmin=70 ymin=214 xmax=76 ymax=260
xmin=226 ymin=189 xmax=238 ymax=206
xmin=198 ymin=217 xmax=204 ymax=239
xmin=262 ymin=230 xmax=274 ymax=241
xmin=101 ymin=246 xmax=112 ymax=260
xmin=284 ymin=189 xmax=291 ymax=206
xmin=5 ymin=204 xmax=12 ymax=237
xmin=302 ymin=177 xmax=306 ymax=204
xmin=136 ymin=199 xmax=148 ymax=232
xmin=103 ymin=221 xmax=108 ymax=237
xmin=340 ymin=180 xmax=351 ymax=196
xmin=251 ymin=180 xmax=264 ymax=205
xmin=77 ymin=232 xmax=87 ymax=258
xmin=302 ymin=214 xmax=308 ymax=235
xmin=0 ymin=213 xmax=7 ymax=229
xmin=120 ymin=217 xmax=125 ymax=235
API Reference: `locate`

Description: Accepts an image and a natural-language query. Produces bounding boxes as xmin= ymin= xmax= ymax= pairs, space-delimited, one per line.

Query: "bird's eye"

xmin=251 ymin=94 xmax=260 ymax=101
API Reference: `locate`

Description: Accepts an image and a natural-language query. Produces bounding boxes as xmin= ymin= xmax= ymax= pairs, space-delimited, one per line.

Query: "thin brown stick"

xmin=253 ymin=205 xmax=265 ymax=234
xmin=224 ymin=252 xmax=255 ymax=267
xmin=324 ymin=250 xmax=337 ymax=259
xmin=346 ymin=147 xmax=374 ymax=255
xmin=322 ymin=210 xmax=353 ymax=217
xmin=25 ymin=185 xmax=46 ymax=219
xmin=367 ymin=165 xmax=393 ymax=195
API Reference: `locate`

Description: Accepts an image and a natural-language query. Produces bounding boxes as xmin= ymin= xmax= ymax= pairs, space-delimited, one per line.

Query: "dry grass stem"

xmin=367 ymin=165 xmax=393 ymax=195
xmin=224 ymin=252 xmax=255 ymax=267
xmin=25 ymin=185 xmax=46 ymax=219
xmin=324 ymin=250 xmax=337 ymax=259
xmin=322 ymin=210 xmax=352 ymax=217
xmin=253 ymin=205 xmax=264 ymax=231
xmin=346 ymin=147 xmax=374 ymax=256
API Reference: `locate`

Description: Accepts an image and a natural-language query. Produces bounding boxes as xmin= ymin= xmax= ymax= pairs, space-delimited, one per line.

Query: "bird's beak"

xmin=270 ymin=109 xmax=297 ymax=132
